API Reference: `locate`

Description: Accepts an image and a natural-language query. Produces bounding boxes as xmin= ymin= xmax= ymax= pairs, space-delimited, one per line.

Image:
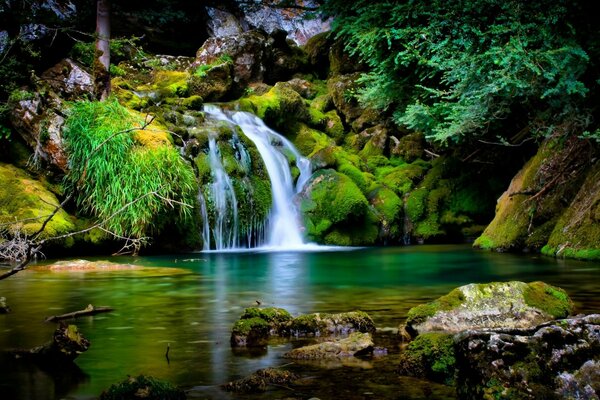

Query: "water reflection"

xmin=0 ymin=245 xmax=599 ymax=399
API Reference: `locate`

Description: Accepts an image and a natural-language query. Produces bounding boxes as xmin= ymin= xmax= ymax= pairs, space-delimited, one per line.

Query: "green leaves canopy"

xmin=322 ymin=0 xmax=594 ymax=144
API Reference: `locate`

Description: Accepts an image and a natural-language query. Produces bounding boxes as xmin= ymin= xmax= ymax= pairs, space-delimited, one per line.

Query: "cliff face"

xmin=475 ymin=136 xmax=600 ymax=260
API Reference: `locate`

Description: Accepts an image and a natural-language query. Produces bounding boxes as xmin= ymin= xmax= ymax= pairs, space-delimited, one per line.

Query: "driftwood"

xmin=45 ymin=304 xmax=114 ymax=322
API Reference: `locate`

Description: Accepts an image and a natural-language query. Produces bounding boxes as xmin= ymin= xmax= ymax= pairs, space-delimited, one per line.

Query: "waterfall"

xmin=202 ymin=105 xmax=311 ymax=250
xmin=206 ymin=136 xmax=239 ymax=249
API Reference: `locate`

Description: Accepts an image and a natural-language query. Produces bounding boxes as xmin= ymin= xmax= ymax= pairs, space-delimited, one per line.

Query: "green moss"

xmin=153 ymin=70 xmax=189 ymax=97
xmin=182 ymin=95 xmax=203 ymax=110
xmin=398 ymin=332 xmax=456 ymax=384
xmin=310 ymin=94 xmax=333 ymax=113
xmin=406 ymin=287 xmax=465 ymax=327
xmin=0 ymin=163 xmax=75 ymax=239
xmin=370 ymin=186 xmax=403 ymax=239
xmin=242 ymin=82 xmax=309 ymax=131
xmin=523 ymin=281 xmax=574 ymax=318
xmin=232 ymin=317 xmax=270 ymax=337
xmin=100 ymin=375 xmax=185 ymax=400
xmin=240 ymin=307 xmax=292 ymax=324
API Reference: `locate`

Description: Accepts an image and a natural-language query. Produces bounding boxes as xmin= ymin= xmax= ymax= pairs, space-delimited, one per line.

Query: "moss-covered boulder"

xmin=100 ymin=375 xmax=185 ymax=400
xmin=454 ymin=314 xmax=600 ymax=400
xmin=188 ymin=60 xmax=233 ymax=101
xmin=327 ymin=73 xmax=365 ymax=125
xmin=230 ymin=307 xmax=292 ymax=347
xmin=542 ymin=161 xmax=600 ymax=261
xmin=404 ymin=281 xmax=574 ymax=337
xmin=221 ymin=367 xmax=298 ymax=393
xmin=239 ymin=82 xmax=309 ymax=131
xmin=289 ymin=311 xmax=376 ymax=336
xmin=0 ymin=163 xmax=75 ymax=240
xmin=475 ymin=137 xmax=591 ymax=253
xmin=284 ymin=332 xmax=373 ymax=359
xmin=397 ymin=332 xmax=456 ymax=385
xmin=299 ymin=169 xmax=378 ymax=245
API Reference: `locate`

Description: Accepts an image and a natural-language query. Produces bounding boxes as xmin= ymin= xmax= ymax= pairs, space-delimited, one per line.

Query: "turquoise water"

xmin=1 ymin=245 xmax=599 ymax=399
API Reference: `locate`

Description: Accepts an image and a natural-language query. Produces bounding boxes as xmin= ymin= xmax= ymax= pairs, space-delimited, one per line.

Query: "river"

xmin=1 ymin=245 xmax=599 ymax=399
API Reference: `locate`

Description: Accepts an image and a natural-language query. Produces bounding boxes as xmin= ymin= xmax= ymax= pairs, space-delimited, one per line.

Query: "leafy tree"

xmin=322 ymin=0 xmax=599 ymax=144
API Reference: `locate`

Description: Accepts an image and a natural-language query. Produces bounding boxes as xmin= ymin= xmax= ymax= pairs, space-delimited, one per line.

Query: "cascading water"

xmin=206 ymin=136 xmax=239 ymax=249
xmin=202 ymin=105 xmax=312 ymax=250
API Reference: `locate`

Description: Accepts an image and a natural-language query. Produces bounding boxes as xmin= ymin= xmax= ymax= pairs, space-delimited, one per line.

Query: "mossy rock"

xmin=391 ymin=132 xmax=425 ymax=163
xmin=289 ymin=311 xmax=376 ymax=336
xmin=240 ymin=82 xmax=309 ymax=132
xmin=404 ymin=281 xmax=574 ymax=337
xmin=369 ymin=185 xmax=403 ymax=241
xmin=284 ymin=332 xmax=373 ymax=359
xmin=300 ymin=169 xmax=374 ymax=244
xmin=474 ymin=138 xmax=590 ymax=253
xmin=541 ymin=161 xmax=600 ymax=261
xmin=0 ymin=163 xmax=75 ymax=240
xmin=398 ymin=332 xmax=456 ymax=385
xmin=188 ymin=61 xmax=233 ymax=101
xmin=100 ymin=375 xmax=185 ymax=400
xmin=230 ymin=307 xmax=292 ymax=347
xmin=222 ymin=368 xmax=299 ymax=393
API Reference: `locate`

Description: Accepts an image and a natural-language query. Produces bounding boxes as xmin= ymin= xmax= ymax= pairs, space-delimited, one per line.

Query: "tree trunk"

xmin=95 ymin=0 xmax=111 ymax=101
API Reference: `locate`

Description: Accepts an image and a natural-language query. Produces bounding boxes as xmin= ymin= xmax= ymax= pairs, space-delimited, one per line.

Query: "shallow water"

xmin=1 ymin=245 xmax=599 ymax=399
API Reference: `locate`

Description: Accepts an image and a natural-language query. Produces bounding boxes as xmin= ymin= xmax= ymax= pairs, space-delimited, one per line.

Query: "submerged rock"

xmin=289 ymin=311 xmax=376 ymax=336
xmin=100 ymin=375 xmax=185 ymax=400
xmin=221 ymin=367 xmax=298 ymax=393
xmin=404 ymin=281 xmax=574 ymax=337
xmin=397 ymin=332 xmax=456 ymax=385
xmin=454 ymin=314 xmax=600 ymax=399
xmin=12 ymin=324 xmax=89 ymax=364
xmin=284 ymin=332 xmax=374 ymax=359
xmin=0 ymin=297 xmax=10 ymax=314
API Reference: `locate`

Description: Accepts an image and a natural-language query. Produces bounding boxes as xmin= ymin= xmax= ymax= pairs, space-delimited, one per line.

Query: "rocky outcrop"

xmin=284 ymin=332 xmax=374 ymax=359
xmin=193 ymin=30 xmax=306 ymax=96
xmin=230 ymin=308 xmax=375 ymax=347
xmin=100 ymin=375 xmax=185 ymax=400
xmin=404 ymin=281 xmax=574 ymax=337
xmin=454 ymin=314 xmax=600 ymax=399
xmin=475 ymin=136 xmax=600 ymax=260
xmin=40 ymin=58 xmax=94 ymax=100
xmin=205 ymin=1 xmax=330 ymax=45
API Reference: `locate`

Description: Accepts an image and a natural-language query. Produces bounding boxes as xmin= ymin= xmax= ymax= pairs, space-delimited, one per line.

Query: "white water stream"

xmin=202 ymin=105 xmax=312 ymax=250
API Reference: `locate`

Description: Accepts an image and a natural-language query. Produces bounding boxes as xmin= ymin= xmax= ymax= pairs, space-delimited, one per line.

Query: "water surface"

xmin=1 ymin=245 xmax=599 ymax=399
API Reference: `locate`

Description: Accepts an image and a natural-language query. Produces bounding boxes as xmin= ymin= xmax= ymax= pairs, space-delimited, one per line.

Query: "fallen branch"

xmin=45 ymin=304 xmax=114 ymax=322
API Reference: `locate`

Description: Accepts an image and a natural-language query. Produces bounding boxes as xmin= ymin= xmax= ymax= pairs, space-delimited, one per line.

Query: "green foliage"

xmin=62 ymin=99 xmax=196 ymax=239
xmin=70 ymin=36 xmax=147 ymax=68
xmin=323 ymin=0 xmax=595 ymax=143
xmin=100 ymin=375 xmax=185 ymax=400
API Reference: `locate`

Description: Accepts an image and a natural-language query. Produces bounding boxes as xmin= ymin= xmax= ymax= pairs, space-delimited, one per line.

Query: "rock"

xmin=194 ymin=30 xmax=272 ymax=95
xmin=454 ymin=314 xmax=600 ymax=399
xmin=289 ymin=311 xmax=376 ymax=336
xmin=303 ymin=31 xmax=333 ymax=78
xmin=284 ymin=332 xmax=374 ymax=359
xmin=230 ymin=307 xmax=292 ymax=347
xmin=188 ymin=61 xmax=233 ymax=101
xmin=205 ymin=7 xmax=244 ymax=38
xmin=0 ymin=163 xmax=75 ymax=240
xmin=0 ymin=297 xmax=10 ymax=314
xmin=299 ymin=169 xmax=378 ymax=245
xmin=391 ymin=132 xmax=425 ymax=162
xmin=39 ymin=58 xmax=93 ymax=100
xmin=100 ymin=375 xmax=185 ymax=400
xmin=327 ymin=73 xmax=365 ymax=125
xmin=357 ymin=125 xmax=389 ymax=159
xmin=9 ymin=90 xmax=69 ymax=172
xmin=404 ymin=281 xmax=574 ymax=337
xmin=474 ymin=136 xmax=594 ymax=254
xmin=221 ymin=367 xmax=298 ymax=393
xmin=13 ymin=324 xmax=90 ymax=364
xmin=397 ymin=332 xmax=456 ymax=384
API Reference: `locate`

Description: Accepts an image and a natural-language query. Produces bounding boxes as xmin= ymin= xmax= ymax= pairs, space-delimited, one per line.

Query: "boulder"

xmin=327 ymin=73 xmax=365 ymax=125
xmin=284 ymin=332 xmax=374 ymax=359
xmin=397 ymin=332 xmax=456 ymax=385
xmin=289 ymin=311 xmax=376 ymax=336
xmin=100 ymin=375 xmax=185 ymax=400
xmin=39 ymin=58 xmax=93 ymax=100
xmin=188 ymin=61 xmax=233 ymax=101
xmin=454 ymin=314 xmax=600 ymax=399
xmin=404 ymin=281 xmax=574 ymax=337
xmin=221 ymin=367 xmax=298 ymax=393
xmin=193 ymin=30 xmax=272 ymax=95
xmin=230 ymin=307 xmax=292 ymax=347
xmin=0 ymin=297 xmax=10 ymax=314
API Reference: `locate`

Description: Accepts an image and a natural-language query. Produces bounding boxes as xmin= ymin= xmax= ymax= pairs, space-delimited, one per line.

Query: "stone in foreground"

xmin=404 ymin=281 xmax=574 ymax=337
xmin=284 ymin=332 xmax=373 ymax=359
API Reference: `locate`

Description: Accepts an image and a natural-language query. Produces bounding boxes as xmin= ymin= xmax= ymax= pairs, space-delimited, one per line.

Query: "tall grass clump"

xmin=62 ymin=98 xmax=196 ymax=239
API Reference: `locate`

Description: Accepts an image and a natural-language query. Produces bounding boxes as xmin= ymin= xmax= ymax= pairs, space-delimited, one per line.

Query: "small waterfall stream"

xmin=201 ymin=105 xmax=312 ymax=250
